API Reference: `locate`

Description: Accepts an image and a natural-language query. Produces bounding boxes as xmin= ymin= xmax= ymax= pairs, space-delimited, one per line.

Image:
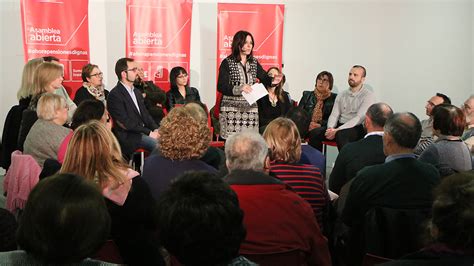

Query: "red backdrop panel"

xmin=214 ymin=3 xmax=285 ymax=116
xmin=21 ymin=0 xmax=90 ymax=99
xmin=126 ymin=0 xmax=193 ymax=92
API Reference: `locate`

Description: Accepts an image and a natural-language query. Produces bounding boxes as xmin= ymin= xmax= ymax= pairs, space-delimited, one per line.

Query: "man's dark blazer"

xmin=329 ymin=134 xmax=386 ymax=194
xmin=107 ymin=81 xmax=158 ymax=156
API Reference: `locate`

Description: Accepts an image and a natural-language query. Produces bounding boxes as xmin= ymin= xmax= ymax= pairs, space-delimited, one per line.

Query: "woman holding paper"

xmin=257 ymin=67 xmax=291 ymax=133
xmin=217 ymin=30 xmax=281 ymax=139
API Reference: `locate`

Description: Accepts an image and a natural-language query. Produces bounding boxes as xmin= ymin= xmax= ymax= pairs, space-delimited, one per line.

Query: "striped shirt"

xmin=269 ymin=162 xmax=329 ymax=228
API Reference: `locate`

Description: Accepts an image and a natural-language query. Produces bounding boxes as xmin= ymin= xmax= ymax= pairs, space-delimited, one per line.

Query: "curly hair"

xmin=159 ymin=107 xmax=210 ymax=160
xmin=263 ymin=117 xmax=302 ymax=163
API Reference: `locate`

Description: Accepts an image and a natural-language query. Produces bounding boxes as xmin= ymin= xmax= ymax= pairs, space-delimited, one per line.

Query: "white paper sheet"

xmin=242 ymin=83 xmax=268 ymax=105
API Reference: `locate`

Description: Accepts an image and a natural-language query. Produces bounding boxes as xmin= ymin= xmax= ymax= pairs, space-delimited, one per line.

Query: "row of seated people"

xmin=1 ymin=130 xmax=473 ymax=265
xmin=0 ymin=94 xmax=474 ymax=264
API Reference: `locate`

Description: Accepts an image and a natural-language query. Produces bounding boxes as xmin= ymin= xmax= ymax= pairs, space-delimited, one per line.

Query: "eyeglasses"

xmin=177 ymin=74 xmax=188 ymax=79
xmin=90 ymin=72 xmax=103 ymax=77
xmin=125 ymin=67 xmax=138 ymax=72
xmin=317 ymin=77 xmax=330 ymax=83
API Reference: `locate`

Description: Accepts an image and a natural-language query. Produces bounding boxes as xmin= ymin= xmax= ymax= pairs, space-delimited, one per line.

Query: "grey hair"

xmin=225 ymin=130 xmax=268 ymax=172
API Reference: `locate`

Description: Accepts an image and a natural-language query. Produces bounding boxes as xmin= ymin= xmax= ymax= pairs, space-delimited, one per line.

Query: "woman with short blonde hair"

xmin=60 ymin=120 xmax=164 ymax=265
xmin=32 ymin=62 xmax=64 ymax=97
xmin=24 ymin=93 xmax=71 ymax=167
xmin=263 ymin=117 xmax=329 ymax=230
xmin=263 ymin=117 xmax=302 ymax=163
xmin=142 ymin=106 xmax=217 ymax=200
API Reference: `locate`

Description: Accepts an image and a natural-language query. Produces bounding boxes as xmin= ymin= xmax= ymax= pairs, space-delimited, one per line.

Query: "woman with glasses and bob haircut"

xmin=299 ymin=71 xmax=337 ymax=151
xmin=23 ymin=93 xmax=71 ymax=167
xmin=0 ymin=173 xmax=111 ymax=265
xmin=60 ymin=120 xmax=164 ymax=266
xmin=263 ymin=117 xmax=330 ymax=232
xmin=166 ymin=66 xmax=201 ymax=110
xmin=74 ymin=63 xmax=109 ymax=105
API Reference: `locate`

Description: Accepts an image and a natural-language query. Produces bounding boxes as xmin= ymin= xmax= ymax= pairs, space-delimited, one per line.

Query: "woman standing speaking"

xmin=217 ymin=30 xmax=281 ymax=139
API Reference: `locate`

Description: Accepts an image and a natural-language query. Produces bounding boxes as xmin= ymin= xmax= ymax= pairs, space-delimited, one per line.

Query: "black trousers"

xmin=308 ymin=123 xmax=365 ymax=151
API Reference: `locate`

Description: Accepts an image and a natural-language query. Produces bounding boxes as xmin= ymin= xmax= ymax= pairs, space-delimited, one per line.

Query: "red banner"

xmin=214 ymin=3 xmax=284 ymax=117
xmin=126 ymin=0 xmax=193 ymax=92
xmin=217 ymin=3 xmax=284 ymax=70
xmin=20 ymin=0 xmax=90 ymax=99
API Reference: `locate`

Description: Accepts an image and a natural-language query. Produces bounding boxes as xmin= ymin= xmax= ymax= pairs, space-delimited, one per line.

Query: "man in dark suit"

xmin=329 ymin=102 xmax=393 ymax=194
xmin=341 ymin=112 xmax=441 ymax=264
xmin=107 ymin=58 xmax=159 ymax=156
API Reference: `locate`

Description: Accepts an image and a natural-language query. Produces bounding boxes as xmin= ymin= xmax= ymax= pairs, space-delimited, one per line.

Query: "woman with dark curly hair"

xmin=142 ymin=106 xmax=217 ymax=200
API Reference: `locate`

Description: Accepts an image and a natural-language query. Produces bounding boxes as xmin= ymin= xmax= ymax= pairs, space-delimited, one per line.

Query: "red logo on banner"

xmin=20 ymin=0 xmax=90 ymax=99
xmin=215 ymin=3 xmax=285 ymax=116
xmin=126 ymin=0 xmax=193 ymax=92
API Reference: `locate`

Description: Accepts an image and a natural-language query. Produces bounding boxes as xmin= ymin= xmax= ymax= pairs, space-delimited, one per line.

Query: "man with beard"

xmin=107 ymin=58 xmax=159 ymax=156
xmin=324 ymin=65 xmax=375 ymax=150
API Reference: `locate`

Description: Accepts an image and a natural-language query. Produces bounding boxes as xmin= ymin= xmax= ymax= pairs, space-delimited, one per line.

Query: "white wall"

xmin=1 ymin=0 xmax=472 ymax=136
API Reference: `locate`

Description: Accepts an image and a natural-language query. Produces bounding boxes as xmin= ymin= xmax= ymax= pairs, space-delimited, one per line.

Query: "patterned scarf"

xmin=83 ymin=82 xmax=106 ymax=102
xmin=310 ymin=88 xmax=331 ymax=130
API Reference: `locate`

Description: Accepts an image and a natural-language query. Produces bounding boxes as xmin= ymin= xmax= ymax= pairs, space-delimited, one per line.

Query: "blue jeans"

xmin=139 ymin=134 xmax=158 ymax=153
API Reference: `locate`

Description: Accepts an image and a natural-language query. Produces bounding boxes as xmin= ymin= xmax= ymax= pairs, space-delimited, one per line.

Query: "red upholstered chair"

xmin=322 ymin=140 xmax=337 ymax=156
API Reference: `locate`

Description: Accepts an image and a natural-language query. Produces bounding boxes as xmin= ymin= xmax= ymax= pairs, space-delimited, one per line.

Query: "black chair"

xmin=364 ymin=206 xmax=432 ymax=259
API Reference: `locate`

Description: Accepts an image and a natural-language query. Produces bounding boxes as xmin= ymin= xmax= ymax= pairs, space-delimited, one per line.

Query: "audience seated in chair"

xmin=107 ymin=57 xmax=159 ymax=157
xmin=320 ymin=66 xmax=375 ymax=150
xmin=414 ymin=93 xmax=451 ymax=155
xmin=184 ymin=102 xmax=226 ymax=172
xmin=23 ymin=93 xmax=71 ymax=168
xmin=60 ymin=121 xmax=165 ymax=265
xmin=299 ymin=70 xmax=337 ymax=151
xmin=329 ymin=103 xmax=393 ymax=194
xmin=286 ymin=106 xmax=327 ymax=177
xmin=74 ymin=63 xmax=109 ymax=105
xmin=1 ymin=58 xmax=43 ymax=170
xmin=263 ymin=117 xmax=330 ymax=231
xmin=223 ymin=131 xmax=331 ymax=265
xmin=419 ymin=104 xmax=472 ymax=177
xmin=142 ymin=106 xmax=217 ymax=201
xmin=18 ymin=61 xmax=65 ymax=151
xmin=0 ymin=173 xmax=112 ymax=265
xmin=157 ymin=172 xmax=256 ymax=266
xmin=57 ymin=99 xmax=109 ymax=164
xmin=257 ymin=66 xmax=291 ymax=133
xmin=380 ymin=171 xmax=474 ymax=266
xmin=340 ymin=112 xmax=441 ymax=265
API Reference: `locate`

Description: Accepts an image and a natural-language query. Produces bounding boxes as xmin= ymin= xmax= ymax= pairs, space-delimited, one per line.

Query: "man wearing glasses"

xmin=324 ymin=65 xmax=375 ymax=150
xmin=107 ymin=57 xmax=159 ymax=157
xmin=414 ymin=92 xmax=451 ymax=155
